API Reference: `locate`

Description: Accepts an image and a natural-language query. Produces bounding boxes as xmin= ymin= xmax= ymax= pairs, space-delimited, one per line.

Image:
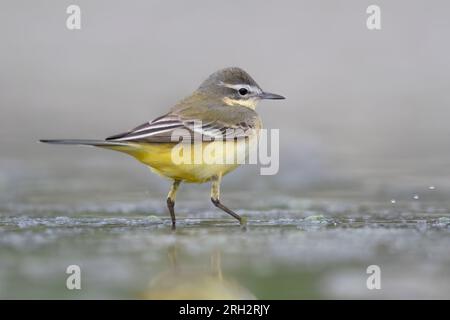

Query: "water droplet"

xmin=413 ymin=195 xmax=419 ymax=200
xmin=428 ymin=186 xmax=436 ymax=190
xmin=391 ymin=199 xmax=396 ymax=204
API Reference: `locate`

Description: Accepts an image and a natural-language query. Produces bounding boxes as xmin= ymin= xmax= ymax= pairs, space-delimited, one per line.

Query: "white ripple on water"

xmin=0 ymin=216 xmax=165 ymax=230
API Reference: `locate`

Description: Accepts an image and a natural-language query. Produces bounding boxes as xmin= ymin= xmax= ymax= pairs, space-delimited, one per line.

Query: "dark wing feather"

xmin=105 ymin=114 xmax=185 ymax=142
xmin=106 ymin=104 xmax=260 ymax=143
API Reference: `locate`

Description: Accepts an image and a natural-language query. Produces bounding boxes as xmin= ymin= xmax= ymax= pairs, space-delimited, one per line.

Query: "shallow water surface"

xmin=1 ymin=190 xmax=450 ymax=299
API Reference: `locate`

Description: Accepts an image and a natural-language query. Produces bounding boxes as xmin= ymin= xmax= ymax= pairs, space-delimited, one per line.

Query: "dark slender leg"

xmin=166 ymin=180 xmax=181 ymax=230
xmin=211 ymin=198 xmax=242 ymax=223
xmin=210 ymin=175 xmax=244 ymax=225
xmin=167 ymin=198 xmax=176 ymax=230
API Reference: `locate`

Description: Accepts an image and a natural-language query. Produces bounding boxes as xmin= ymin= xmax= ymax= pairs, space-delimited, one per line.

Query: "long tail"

xmin=39 ymin=139 xmax=134 ymax=148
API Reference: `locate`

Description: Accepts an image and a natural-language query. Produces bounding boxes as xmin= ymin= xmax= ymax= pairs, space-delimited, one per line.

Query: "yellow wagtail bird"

xmin=41 ymin=67 xmax=285 ymax=229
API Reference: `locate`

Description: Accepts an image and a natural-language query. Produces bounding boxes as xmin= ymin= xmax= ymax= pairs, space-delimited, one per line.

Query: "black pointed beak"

xmin=259 ymin=92 xmax=285 ymax=100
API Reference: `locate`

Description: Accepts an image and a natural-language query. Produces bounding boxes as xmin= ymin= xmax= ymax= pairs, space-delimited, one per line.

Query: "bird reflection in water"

xmin=141 ymin=245 xmax=256 ymax=299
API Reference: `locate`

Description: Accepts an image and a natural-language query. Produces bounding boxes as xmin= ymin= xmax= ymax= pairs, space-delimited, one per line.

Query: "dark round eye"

xmin=238 ymin=88 xmax=248 ymax=96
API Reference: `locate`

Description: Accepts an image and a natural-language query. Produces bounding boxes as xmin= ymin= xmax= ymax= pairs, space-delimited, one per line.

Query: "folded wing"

xmin=106 ymin=112 xmax=257 ymax=143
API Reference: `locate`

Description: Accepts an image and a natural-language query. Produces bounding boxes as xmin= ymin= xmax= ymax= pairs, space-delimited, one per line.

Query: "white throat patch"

xmin=222 ymin=97 xmax=258 ymax=109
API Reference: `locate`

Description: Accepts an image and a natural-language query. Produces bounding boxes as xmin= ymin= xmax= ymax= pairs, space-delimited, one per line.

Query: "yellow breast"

xmin=109 ymin=136 xmax=257 ymax=183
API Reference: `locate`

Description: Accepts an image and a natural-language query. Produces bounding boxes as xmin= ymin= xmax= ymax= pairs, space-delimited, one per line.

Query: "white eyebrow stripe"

xmin=218 ymin=82 xmax=261 ymax=93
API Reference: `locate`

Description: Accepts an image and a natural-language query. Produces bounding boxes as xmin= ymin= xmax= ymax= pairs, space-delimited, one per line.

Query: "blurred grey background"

xmin=1 ymin=0 xmax=450 ymax=201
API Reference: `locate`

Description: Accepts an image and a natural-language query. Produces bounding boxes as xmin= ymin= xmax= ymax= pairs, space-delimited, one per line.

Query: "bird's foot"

xmin=239 ymin=216 xmax=248 ymax=230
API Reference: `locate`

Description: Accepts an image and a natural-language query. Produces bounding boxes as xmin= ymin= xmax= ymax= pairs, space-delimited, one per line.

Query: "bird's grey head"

xmin=197 ymin=67 xmax=285 ymax=109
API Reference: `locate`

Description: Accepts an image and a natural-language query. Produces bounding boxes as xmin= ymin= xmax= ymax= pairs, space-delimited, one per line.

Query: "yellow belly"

xmin=108 ymin=138 xmax=255 ymax=183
